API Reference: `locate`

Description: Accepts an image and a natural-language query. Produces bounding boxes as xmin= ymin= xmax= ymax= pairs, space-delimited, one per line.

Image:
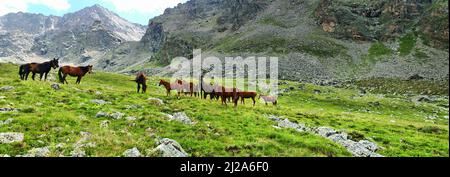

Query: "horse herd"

xmin=17 ymin=59 xmax=278 ymax=108
xmin=157 ymin=78 xmax=278 ymax=108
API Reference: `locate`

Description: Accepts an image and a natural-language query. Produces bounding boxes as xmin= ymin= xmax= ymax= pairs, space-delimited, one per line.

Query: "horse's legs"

xmin=76 ymin=76 xmax=81 ymax=84
xmin=25 ymin=72 xmax=29 ymax=80
xmin=32 ymin=72 xmax=36 ymax=80
xmin=62 ymin=74 xmax=68 ymax=84
xmin=44 ymin=72 xmax=48 ymax=81
xmin=137 ymin=84 xmax=141 ymax=93
xmin=39 ymin=73 xmax=43 ymax=81
xmin=252 ymin=97 xmax=256 ymax=106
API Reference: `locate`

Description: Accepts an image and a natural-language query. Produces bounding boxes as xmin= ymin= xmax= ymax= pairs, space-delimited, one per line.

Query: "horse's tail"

xmin=58 ymin=68 xmax=64 ymax=83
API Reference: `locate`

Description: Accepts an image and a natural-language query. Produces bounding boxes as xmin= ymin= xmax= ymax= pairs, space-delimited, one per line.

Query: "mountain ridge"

xmin=0 ymin=4 xmax=146 ymax=65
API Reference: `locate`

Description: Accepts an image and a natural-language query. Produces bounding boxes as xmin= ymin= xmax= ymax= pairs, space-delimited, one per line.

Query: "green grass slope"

xmin=0 ymin=63 xmax=448 ymax=157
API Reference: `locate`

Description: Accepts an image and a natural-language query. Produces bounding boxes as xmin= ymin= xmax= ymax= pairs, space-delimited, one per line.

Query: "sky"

xmin=0 ymin=0 xmax=188 ymax=25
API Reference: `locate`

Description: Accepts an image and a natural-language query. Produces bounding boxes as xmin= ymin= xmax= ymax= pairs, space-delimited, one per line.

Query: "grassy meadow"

xmin=0 ymin=63 xmax=448 ymax=157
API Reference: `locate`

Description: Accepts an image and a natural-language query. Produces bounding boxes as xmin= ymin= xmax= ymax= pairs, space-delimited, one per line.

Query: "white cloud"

xmin=0 ymin=0 xmax=70 ymax=16
xmin=102 ymin=0 xmax=187 ymax=14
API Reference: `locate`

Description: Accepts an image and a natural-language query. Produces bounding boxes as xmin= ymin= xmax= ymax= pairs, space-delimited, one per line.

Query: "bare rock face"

xmin=141 ymin=22 xmax=166 ymax=53
xmin=0 ymin=4 xmax=145 ymax=64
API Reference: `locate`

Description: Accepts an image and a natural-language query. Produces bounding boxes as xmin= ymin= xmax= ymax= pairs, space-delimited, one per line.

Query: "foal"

xmin=134 ymin=72 xmax=147 ymax=93
xmin=259 ymin=95 xmax=278 ymax=106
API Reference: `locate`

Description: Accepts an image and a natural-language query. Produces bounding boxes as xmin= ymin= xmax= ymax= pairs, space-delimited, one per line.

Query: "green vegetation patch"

xmin=368 ymin=42 xmax=392 ymax=59
xmin=399 ymin=34 xmax=416 ymax=56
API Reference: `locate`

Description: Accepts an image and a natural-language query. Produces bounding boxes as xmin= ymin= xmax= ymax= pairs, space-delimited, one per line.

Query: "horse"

xmin=58 ymin=65 xmax=93 ymax=84
xmin=158 ymin=79 xmax=182 ymax=98
xmin=133 ymin=72 xmax=147 ymax=93
xmin=259 ymin=95 xmax=278 ymax=106
xmin=214 ymin=85 xmax=238 ymax=107
xmin=237 ymin=91 xmax=257 ymax=106
xmin=177 ymin=79 xmax=199 ymax=97
xmin=19 ymin=58 xmax=59 ymax=81
xmin=201 ymin=82 xmax=217 ymax=100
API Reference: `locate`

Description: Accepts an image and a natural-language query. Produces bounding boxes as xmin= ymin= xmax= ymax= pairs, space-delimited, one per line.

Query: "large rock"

xmin=277 ymin=118 xmax=308 ymax=132
xmin=167 ymin=112 xmax=194 ymax=125
xmin=110 ymin=112 xmax=125 ymax=120
xmin=149 ymin=138 xmax=188 ymax=157
xmin=123 ymin=147 xmax=141 ymax=157
xmin=357 ymin=140 xmax=380 ymax=152
xmin=315 ymin=127 xmax=337 ymax=137
xmin=96 ymin=111 xmax=124 ymax=120
xmin=70 ymin=148 xmax=86 ymax=157
xmin=327 ymin=133 xmax=348 ymax=144
xmin=148 ymin=98 xmax=164 ymax=106
xmin=0 ymin=132 xmax=24 ymax=144
xmin=0 ymin=86 xmax=14 ymax=92
xmin=91 ymin=99 xmax=110 ymax=105
xmin=340 ymin=140 xmax=382 ymax=157
xmin=23 ymin=147 xmax=51 ymax=157
xmin=0 ymin=108 xmax=17 ymax=112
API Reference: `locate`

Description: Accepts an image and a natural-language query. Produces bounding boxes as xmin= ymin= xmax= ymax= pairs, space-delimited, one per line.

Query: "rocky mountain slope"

xmin=98 ymin=0 xmax=448 ymax=82
xmin=0 ymin=5 xmax=145 ymax=65
xmin=0 ymin=1 xmax=448 ymax=83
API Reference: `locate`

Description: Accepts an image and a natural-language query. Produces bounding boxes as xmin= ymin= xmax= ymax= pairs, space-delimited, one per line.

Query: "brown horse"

xmin=159 ymin=79 xmax=182 ymax=98
xmin=214 ymin=85 xmax=238 ymax=107
xmin=58 ymin=65 xmax=93 ymax=84
xmin=259 ymin=95 xmax=278 ymax=106
xmin=133 ymin=72 xmax=147 ymax=93
xmin=19 ymin=58 xmax=59 ymax=81
xmin=177 ymin=79 xmax=199 ymax=97
xmin=237 ymin=91 xmax=257 ymax=106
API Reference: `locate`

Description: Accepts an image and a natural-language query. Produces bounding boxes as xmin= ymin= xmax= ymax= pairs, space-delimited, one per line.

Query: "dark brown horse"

xmin=158 ymin=79 xmax=182 ymax=98
xmin=201 ymin=82 xmax=217 ymax=100
xmin=237 ymin=91 xmax=257 ymax=106
xmin=19 ymin=58 xmax=59 ymax=81
xmin=58 ymin=65 xmax=93 ymax=84
xmin=133 ymin=72 xmax=147 ymax=93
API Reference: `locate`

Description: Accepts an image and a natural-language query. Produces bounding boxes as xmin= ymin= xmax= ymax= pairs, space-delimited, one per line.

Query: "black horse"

xmin=19 ymin=58 xmax=59 ymax=81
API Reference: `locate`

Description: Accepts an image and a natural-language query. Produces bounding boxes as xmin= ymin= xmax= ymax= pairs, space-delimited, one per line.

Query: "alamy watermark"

xmin=169 ymin=49 xmax=279 ymax=96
